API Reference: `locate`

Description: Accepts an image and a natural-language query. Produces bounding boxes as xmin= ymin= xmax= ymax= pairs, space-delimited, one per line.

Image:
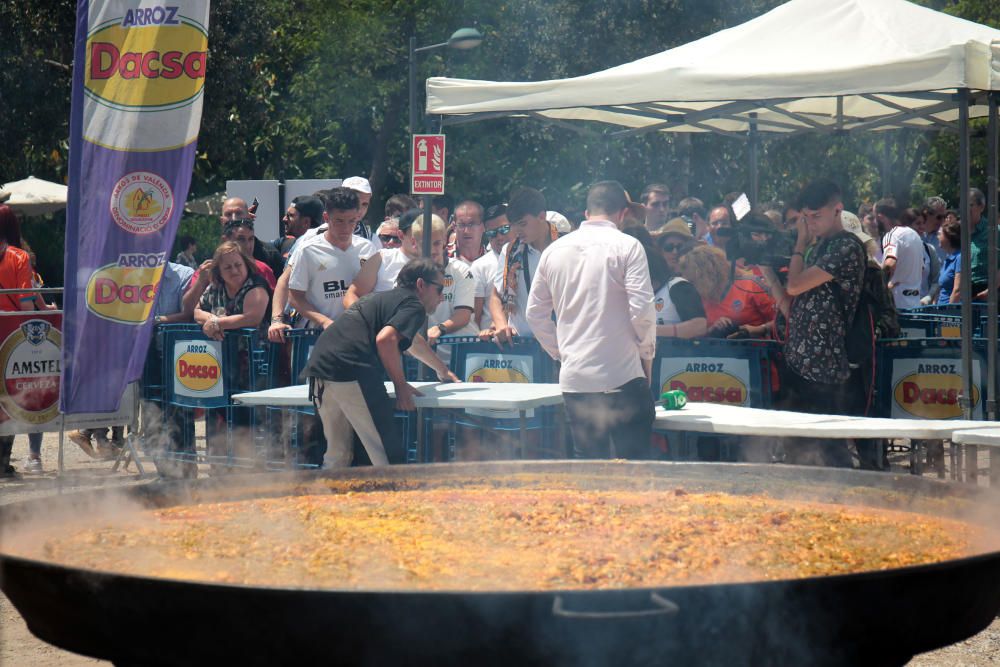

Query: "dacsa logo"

xmin=86 ymin=253 xmax=165 ymax=324
xmin=893 ymin=364 xmax=978 ymax=419
xmin=468 ymin=359 xmax=529 ymax=383
xmin=85 ymin=6 xmax=208 ymax=110
xmin=175 ymin=343 xmax=221 ymax=393
xmin=662 ymin=362 xmax=747 ymax=404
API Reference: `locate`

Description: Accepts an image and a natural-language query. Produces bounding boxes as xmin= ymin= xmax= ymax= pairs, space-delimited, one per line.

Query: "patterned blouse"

xmin=784 ymin=232 xmax=865 ymax=384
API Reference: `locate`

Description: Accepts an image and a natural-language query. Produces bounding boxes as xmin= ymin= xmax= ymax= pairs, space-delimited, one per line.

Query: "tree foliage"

xmin=3 ymin=0 xmax=1000 ymax=287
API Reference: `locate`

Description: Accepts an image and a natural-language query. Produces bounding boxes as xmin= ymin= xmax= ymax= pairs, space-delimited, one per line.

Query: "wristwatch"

xmin=436 ymin=322 xmax=450 ymax=335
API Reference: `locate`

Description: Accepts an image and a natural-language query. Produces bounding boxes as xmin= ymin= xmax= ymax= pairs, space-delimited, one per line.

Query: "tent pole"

xmin=748 ymin=113 xmax=759 ymax=206
xmin=958 ymin=89 xmax=974 ymax=424
xmin=988 ymin=92 xmax=998 ymax=423
xmin=988 ymin=92 xmax=1000 ymax=487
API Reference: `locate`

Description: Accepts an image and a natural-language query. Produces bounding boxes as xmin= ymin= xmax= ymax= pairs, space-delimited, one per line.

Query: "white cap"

xmin=546 ymin=210 xmax=572 ymax=234
xmin=841 ymin=210 xmax=873 ymax=244
xmin=342 ymin=176 xmax=372 ymax=194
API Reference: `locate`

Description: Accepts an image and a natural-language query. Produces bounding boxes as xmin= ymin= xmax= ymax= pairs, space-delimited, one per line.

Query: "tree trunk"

xmin=368 ymin=88 xmax=406 ymax=226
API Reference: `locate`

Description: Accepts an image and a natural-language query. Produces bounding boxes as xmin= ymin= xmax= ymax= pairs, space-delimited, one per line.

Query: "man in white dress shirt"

xmin=526 ymin=180 xmax=656 ymax=459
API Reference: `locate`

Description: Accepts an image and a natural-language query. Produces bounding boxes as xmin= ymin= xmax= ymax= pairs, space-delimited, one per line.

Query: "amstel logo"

xmin=110 ymin=171 xmax=173 ymax=234
xmin=85 ymin=9 xmax=208 ymax=110
xmin=662 ymin=368 xmax=747 ymax=404
xmin=468 ymin=359 xmax=529 ymax=383
xmin=175 ymin=343 xmax=221 ymax=393
xmin=893 ymin=372 xmax=978 ymax=419
xmin=0 ymin=320 xmax=62 ymax=424
xmin=86 ymin=253 xmax=165 ymax=324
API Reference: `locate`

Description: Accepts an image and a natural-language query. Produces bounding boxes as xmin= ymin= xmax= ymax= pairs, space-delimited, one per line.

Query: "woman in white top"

xmin=647 ymin=219 xmax=707 ymax=338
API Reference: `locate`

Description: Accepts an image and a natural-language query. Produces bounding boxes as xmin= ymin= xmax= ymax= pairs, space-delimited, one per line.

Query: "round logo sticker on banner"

xmin=175 ymin=344 xmax=221 ymax=394
xmin=0 ymin=320 xmax=62 ymax=424
xmin=110 ymin=171 xmax=173 ymax=234
xmin=662 ymin=368 xmax=747 ymax=404
xmin=85 ymin=253 xmax=165 ymax=324
xmin=81 ymin=4 xmax=209 ymax=151
xmin=893 ymin=370 xmax=976 ymax=419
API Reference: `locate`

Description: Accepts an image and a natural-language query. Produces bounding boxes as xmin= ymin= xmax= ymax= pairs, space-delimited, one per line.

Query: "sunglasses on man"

xmin=483 ymin=224 xmax=511 ymax=240
xmin=378 ymin=234 xmax=399 ymax=244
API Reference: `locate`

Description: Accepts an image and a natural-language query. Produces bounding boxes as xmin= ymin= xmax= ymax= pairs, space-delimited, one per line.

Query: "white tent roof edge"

xmin=426 ymin=0 xmax=1000 ymax=134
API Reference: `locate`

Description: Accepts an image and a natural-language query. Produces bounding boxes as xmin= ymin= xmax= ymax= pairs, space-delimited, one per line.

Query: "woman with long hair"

xmin=678 ymin=244 xmax=776 ymax=338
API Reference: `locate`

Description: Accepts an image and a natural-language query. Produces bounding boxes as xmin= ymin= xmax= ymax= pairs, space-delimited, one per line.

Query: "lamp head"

xmin=447 ymin=27 xmax=483 ymax=50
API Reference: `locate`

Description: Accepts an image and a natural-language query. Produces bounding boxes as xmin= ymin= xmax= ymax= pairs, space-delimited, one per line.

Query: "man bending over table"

xmin=302 ymin=258 xmax=460 ymax=467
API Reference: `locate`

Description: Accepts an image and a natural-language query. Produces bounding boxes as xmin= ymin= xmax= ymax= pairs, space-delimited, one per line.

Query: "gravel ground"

xmin=1 ymin=432 xmax=998 ymax=665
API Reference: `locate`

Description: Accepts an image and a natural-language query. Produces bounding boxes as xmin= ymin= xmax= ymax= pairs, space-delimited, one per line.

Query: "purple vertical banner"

xmin=62 ymin=0 xmax=210 ymax=413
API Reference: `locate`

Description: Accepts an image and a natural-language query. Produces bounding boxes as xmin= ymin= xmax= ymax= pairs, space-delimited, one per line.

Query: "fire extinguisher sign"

xmin=411 ymin=134 xmax=446 ymax=196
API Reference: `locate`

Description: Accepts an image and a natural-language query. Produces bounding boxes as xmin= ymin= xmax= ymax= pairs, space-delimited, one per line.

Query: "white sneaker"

xmin=24 ymin=457 xmax=43 ymax=474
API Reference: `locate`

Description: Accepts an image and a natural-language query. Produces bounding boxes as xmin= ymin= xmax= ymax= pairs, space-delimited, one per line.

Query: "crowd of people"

xmin=2 ymin=174 xmax=992 ymax=477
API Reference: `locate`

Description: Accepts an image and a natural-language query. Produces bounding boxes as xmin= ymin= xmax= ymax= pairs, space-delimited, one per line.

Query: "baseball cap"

xmin=546 ymin=210 xmax=572 ymax=234
xmin=841 ymin=210 xmax=873 ymax=243
xmin=658 ymin=217 xmax=693 ymax=238
xmin=342 ymin=176 xmax=372 ymax=194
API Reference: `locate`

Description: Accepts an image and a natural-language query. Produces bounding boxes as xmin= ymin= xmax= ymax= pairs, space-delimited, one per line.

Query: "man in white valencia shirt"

xmin=526 ymin=180 xmax=657 ymax=459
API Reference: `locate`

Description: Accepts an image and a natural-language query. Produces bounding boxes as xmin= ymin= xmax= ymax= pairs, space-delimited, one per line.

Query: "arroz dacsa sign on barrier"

xmin=172 ymin=340 xmax=224 ymax=399
xmin=464 ymin=352 xmax=533 ymax=419
xmin=890 ymin=357 xmax=982 ymax=420
xmin=658 ymin=358 xmax=751 ymax=406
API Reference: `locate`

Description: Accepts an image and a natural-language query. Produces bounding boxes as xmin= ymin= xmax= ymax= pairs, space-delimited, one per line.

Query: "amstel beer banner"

xmin=61 ymin=0 xmax=210 ymax=413
xmin=0 ymin=313 xmax=134 ymax=434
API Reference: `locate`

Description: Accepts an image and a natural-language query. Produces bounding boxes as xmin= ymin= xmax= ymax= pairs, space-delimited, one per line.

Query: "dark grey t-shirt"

xmin=302 ymin=287 xmax=426 ymax=382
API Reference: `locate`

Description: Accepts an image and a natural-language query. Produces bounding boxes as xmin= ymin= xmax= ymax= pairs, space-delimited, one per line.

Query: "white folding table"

xmin=654 ymin=402 xmax=996 ymax=476
xmin=949 ymin=428 xmax=1000 ymax=483
xmin=233 ymin=382 xmax=565 ymax=461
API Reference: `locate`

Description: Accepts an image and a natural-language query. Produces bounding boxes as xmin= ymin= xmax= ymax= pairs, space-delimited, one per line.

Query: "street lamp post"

xmin=408 ymin=28 xmax=483 ymax=261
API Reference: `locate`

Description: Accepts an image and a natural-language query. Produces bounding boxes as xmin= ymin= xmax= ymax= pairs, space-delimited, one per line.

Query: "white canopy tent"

xmin=0 ymin=176 xmax=68 ymax=216
xmin=427 ymin=0 xmax=1000 ymax=137
xmin=426 ymin=0 xmax=1000 ymax=423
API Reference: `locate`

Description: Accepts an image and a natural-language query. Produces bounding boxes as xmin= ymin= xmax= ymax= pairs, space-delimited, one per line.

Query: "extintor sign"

xmin=411 ymin=134 xmax=446 ymax=195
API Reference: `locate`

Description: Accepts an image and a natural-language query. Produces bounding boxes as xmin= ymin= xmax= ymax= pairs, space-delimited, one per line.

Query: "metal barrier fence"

xmin=133 ymin=320 xmax=997 ymax=473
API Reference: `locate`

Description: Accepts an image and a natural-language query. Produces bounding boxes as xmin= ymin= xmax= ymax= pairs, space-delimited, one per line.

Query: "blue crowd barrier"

xmin=155 ymin=325 xmax=276 ymax=469
xmin=436 ymin=335 xmax=562 ymax=460
xmin=652 ymin=337 xmax=779 ymax=409
xmin=875 ymin=338 xmax=989 ymax=421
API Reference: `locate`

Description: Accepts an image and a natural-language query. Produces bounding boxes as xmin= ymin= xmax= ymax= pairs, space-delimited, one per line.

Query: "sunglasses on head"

xmin=484 ymin=224 xmax=511 ymax=239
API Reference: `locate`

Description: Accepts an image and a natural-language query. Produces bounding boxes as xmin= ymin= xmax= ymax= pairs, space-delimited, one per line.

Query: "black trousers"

xmin=563 ymin=377 xmax=654 ymax=460
xmin=779 ymin=369 xmax=854 ymax=468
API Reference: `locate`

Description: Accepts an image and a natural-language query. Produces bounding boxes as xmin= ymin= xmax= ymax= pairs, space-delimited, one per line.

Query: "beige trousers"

xmin=314 ymin=379 xmax=390 ymax=467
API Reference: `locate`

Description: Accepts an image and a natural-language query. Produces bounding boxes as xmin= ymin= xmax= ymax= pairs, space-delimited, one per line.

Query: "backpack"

xmin=832 ymin=234 xmax=900 ymax=365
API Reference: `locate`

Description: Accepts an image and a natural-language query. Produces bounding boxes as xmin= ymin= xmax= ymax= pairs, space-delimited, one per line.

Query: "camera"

xmin=724 ymin=213 xmax=796 ymax=268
